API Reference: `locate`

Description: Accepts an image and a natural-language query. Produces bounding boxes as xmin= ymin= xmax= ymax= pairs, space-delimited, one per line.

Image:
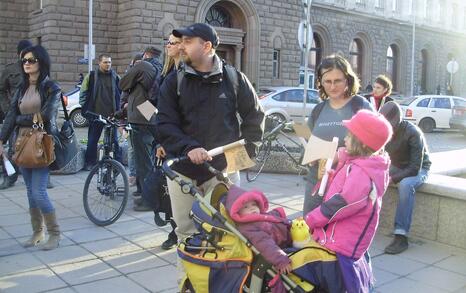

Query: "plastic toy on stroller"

xmin=163 ymin=156 xmax=332 ymax=293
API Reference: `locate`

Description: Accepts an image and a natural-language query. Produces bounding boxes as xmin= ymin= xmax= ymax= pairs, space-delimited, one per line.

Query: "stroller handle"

xmin=162 ymin=156 xmax=230 ymax=184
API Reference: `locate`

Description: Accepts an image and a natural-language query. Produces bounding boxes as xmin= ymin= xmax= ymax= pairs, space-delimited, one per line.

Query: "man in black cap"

xmin=156 ymin=23 xmax=264 ymax=246
xmin=0 ymin=39 xmax=33 ymax=189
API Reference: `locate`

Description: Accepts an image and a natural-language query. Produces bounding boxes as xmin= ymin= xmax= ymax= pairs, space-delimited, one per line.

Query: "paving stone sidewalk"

xmin=0 ymin=172 xmax=465 ymax=293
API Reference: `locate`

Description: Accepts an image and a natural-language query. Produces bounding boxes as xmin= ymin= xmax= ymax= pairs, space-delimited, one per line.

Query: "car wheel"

xmin=418 ymin=117 xmax=435 ymax=133
xmin=70 ymin=109 xmax=89 ymax=127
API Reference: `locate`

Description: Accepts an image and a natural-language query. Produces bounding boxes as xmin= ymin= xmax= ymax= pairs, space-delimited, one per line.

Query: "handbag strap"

xmin=33 ymin=113 xmax=44 ymax=127
xmin=60 ymin=92 xmax=70 ymax=121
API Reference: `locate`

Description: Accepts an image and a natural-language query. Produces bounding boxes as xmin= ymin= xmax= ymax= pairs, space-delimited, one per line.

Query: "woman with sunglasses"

xmin=303 ymin=55 xmax=374 ymax=215
xmin=0 ymin=45 xmax=61 ymax=250
xmin=151 ymin=34 xmax=182 ymax=250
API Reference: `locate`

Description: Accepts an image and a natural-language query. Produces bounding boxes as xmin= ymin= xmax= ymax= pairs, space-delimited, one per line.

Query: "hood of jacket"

xmin=336 ymin=148 xmax=391 ymax=197
xmin=226 ymin=185 xmax=285 ymax=224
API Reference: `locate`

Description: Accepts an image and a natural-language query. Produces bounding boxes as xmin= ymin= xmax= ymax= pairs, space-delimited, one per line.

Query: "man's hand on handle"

xmin=156 ymin=146 xmax=166 ymax=159
xmin=187 ymin=148 xmax=212 ymax=165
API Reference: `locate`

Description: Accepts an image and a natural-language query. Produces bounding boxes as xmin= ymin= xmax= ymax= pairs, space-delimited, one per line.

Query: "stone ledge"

xmin=429 ymin=149 xmax=466 ymax=176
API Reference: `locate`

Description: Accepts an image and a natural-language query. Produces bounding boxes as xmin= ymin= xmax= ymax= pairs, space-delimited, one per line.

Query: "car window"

xmin=271 ymin=91 xmax=287 ymax=102
xmin=285 ymin=90 xmax=305 ymax=103
xmin=307 ymin=90 xmax=319 ymax=103
xmin=453 ymin=99 xmax=466 ymax=107
xmin=416 ymin=98 xmax=430 ymax=107
xmin=430 ymin=98 xmax=451 ymax=109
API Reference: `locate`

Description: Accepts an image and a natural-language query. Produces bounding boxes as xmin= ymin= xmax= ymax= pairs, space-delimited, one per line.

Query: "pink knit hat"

xmin=343 ymin=110 xmax=393 ymax=152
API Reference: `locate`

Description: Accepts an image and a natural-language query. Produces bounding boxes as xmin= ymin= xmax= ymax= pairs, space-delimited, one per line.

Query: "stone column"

xmin=235 ymin=45 xmax=243 ymax=71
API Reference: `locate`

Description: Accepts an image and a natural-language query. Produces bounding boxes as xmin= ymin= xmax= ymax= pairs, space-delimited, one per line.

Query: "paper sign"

xmin=136 ymin=100 xmax=158 ymax=121
xmin=224 ymin=145 xmax=255 ymax=173
xmin=293 ymin=123 xmax=311 ymax=139
xmin=301 ymin=135 xmax=338 ymax=165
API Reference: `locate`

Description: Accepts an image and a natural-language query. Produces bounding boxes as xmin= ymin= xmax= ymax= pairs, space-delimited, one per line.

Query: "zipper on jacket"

xmin=330 ymin=222 xmax=337 ymax=243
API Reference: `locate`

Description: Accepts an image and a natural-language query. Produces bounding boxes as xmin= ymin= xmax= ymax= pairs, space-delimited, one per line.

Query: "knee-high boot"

xmin=41 ymin=212 xmax=61 ymax=250
xmin=22 ymin=208 xmax=45 ymax=247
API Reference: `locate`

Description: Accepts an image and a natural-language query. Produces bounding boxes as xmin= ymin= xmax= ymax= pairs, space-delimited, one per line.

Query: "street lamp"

xmin=410 ymin=0 xmax=416 ymax=97
xmin=88 ymin=0 xmax=93 ymax=73
xmin=301 ymin=0 xmax=312 ymax=121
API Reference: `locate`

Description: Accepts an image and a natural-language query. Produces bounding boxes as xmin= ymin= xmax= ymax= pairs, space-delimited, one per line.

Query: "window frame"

xmin=272 ymin=49 xmax=281 ymax=79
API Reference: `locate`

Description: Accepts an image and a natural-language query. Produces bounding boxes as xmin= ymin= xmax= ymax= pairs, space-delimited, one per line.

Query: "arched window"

xmin=386 ymin=45 xmax=399 ymax=90
xmin=349 ymin=39 xmax=363 ymax=77
xmin=309 ymin=33 xmax=322 ymax=71
xmin=205 ymin=5 xmax=231 ymax=28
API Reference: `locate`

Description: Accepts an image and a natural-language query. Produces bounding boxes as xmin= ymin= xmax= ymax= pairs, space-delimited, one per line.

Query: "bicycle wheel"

xmin=83 ymin=159 xmax=129 ymax=226
xmin=246 ymin=140 xmax=272 ymax=182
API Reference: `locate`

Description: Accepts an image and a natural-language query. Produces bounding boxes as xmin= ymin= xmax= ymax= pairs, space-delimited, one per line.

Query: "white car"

xmin=258 ymin=87 xmax=320 ymax=124
xmin=400 ymin=95 xmax=466 ymax=133
xmin=61 ymin=87 xmax=89 ymax=127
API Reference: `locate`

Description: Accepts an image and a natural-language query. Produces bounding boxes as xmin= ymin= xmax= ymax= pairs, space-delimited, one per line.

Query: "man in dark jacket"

xmin=380 ymin=102 xmax=431 ymax=254
xmin=79 ymin=54 xmax=122 ymax=170
xmin=156 ymin=23 xmax=264 ymax=243
xmin=0 ymin=39 xmax=32 ymax=189
xmin=119 ymin=51 xmax=158 ymax=211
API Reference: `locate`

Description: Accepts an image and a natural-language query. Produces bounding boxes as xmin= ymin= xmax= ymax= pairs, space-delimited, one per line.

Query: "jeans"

xmin=392 ymin=167 xmax=429 ymax=235
xmin=127 ymin=134 xmax=136 ymax=177
xmin=85 ymin=119 xmax=122 ymax=165
xmin=130 ymin=124 xmax=155 ymax=188
xmin=20 ymin=167 xmax=54 ymax=213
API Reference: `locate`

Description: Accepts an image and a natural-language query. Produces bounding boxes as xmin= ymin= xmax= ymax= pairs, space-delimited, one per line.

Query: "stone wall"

xmin=1 ymin=0 xmax=465 ymax=96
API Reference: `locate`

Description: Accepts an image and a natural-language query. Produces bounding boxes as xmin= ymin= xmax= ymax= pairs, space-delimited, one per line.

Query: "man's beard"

xmin=181 ymin=54 xmax=192 ymax=66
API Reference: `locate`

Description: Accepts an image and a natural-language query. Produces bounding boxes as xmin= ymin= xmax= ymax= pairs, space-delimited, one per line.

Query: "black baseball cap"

xmin=173 ymin=23 xmax=219 ymax=48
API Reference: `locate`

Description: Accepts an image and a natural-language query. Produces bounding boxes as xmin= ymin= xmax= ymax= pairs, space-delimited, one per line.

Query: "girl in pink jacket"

xmin=305 ymin=110 xmax=392 ymax=260
xmin=305 ymin=110 xmax=392 ymax=292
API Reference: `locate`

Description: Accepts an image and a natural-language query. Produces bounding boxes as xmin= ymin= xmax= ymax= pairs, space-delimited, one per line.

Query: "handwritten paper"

xmin=301 ymin=135 xmax=338 ymax=165
xmin=225 ymin=145 xmax=255 ymax=172
xmin=136 ymin=100 xmax=158 ymax=121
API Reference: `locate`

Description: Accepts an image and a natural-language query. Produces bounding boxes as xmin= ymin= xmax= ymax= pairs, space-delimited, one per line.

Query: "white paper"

xmin=301 ymin=135 xmax=338 ymax=165
xmin=3 ymin=157 xmax=16 ymax=176
xmin=136 ymin=100 xmax=158 ymax=121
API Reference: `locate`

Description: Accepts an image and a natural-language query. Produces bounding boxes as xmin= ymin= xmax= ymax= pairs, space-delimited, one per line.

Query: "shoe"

xmin=161 ymin=236 xmax=178 ymax=250
xmin=132 ymin=191 xmax=142 ymax=197
xmin=0 ymin=174 xmax=17 ymax=190
xmin=47 ymin=177 xmax=54 ymax=189
xmin=133 ymin=202 xmax=152 ymax=212
xmin=154 ymin=213 xmax=168 ymax=227
xmin=40 ymin=212 xmax=61 ymax=250
xmin=23 ymin=208 xmax=45 ymax=247
xmin=128 ymin=176 xmax=136 ymax=187
xmin=384 ymin=235 xmax=409 ymax=254
xmin=133 ymin=197 xmax=144 ymax=206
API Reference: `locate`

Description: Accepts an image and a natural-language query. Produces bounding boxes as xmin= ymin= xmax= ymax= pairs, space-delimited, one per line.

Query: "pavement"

xmin=0 ymin=171 xmax=466 ymax=293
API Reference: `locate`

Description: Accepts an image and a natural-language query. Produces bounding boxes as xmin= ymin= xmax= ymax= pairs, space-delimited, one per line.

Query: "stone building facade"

xmin=1 ymin=0 xmax=465 ymax=96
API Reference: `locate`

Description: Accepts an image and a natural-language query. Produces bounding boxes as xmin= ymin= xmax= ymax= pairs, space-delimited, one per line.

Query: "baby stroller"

xmin=163 ymin=157 xmax=338 ymax=293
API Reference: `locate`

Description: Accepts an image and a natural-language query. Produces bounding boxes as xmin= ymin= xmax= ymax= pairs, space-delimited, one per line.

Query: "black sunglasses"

xmin=22 ymin=58 xmax=39 ymax=65
xmin=165 ymin=40 xmax=180 ymax=46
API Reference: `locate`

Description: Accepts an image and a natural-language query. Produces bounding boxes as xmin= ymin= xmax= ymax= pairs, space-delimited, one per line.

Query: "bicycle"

xmin=246 ymin=115 xmax=306 ymax=182
xmin=82 ymin=112 xmax=130 ymax=226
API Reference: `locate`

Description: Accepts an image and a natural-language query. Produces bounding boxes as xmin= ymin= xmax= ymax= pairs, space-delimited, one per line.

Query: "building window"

xmin=451 ymin=4 xmax=458 ymax=28
xmin=375 ymin=0 xmax=384 ymax=9
xmin=272 ymin=49 xmax=280 ymax=79
xmin=309 ymin=33 xmax=322 ymax=71
xmin=386 ymin=45 xmax=398 ymax=90
xmin=205 ymin=5 xmax=231 ymax=28
xmin=392 ymin=0 xmax=398 ymax=12
xmin=349 ymin=39 xmax=363 ymax=77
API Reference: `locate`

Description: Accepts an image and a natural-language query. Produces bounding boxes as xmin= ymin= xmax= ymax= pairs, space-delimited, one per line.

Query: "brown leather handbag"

xmin=13 ymin=113 xmax=55 ymax=168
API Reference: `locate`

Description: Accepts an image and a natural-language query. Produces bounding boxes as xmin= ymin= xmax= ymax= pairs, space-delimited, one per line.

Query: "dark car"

xmin=449 ymin=99 xmax=466 ymax=136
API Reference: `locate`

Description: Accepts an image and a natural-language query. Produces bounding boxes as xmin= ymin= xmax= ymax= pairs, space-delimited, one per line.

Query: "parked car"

xmin=61 ymin=87 xmax=88 ymax=127
xmin=399 ymin=95 xmax=466 ymax=133
xmin=258 ymin=87 xmax=320 ymax=124
xmin=449 ymin=99 xmax=466 ymax=136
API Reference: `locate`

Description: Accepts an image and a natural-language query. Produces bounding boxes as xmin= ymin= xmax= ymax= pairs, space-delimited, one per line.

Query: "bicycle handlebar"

xmin=86 ymin=111 xmax=128 ymax=128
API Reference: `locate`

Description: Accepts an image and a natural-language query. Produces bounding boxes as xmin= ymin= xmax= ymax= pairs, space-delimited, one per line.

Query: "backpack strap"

xmin=176 ymin=63 xmax=240 ymax=109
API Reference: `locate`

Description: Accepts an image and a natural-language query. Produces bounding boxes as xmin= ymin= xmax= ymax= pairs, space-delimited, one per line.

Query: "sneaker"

xmin=384 ymin=235 xmax=409 ymax=254
xmin=133 ymin=197 xmax=144 ymax=206
xmin=133 ymin=202 xmax=152 ymax=212
xmin=161 ymin=236 xmax=178 ymax=250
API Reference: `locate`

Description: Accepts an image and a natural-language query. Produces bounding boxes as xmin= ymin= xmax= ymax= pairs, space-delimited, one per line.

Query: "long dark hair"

xmin=316 ymin=54 xmax=360 ymax=100
xmin=20 ymin=45 xmax=51 ymax=95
